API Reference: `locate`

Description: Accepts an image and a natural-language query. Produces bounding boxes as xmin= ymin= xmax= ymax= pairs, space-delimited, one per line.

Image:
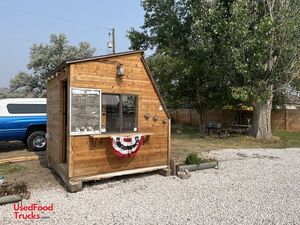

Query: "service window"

xmin=102 ymin=94 xmax=137 ymax=133
xmin=70 ymin=88 xmax=101 ymax=135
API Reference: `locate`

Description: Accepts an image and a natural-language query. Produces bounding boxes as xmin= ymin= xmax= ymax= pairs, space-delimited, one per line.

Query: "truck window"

xmin=7 ymin=104 xmax=46 ymax=114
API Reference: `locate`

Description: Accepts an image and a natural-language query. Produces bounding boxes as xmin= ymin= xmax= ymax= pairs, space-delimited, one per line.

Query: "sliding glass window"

xmin=102 ymin=94 xmax=137 ymax=133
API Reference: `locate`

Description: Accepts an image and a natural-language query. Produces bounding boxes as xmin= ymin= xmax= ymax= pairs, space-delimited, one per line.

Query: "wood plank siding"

xmin=47 ymin=51 xmax=170 ymax=181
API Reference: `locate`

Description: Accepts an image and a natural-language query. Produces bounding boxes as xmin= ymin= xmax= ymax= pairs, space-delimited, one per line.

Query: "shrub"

xmin=185 ymin=153 xmax=209 ymax=165
xmin=185 ymin=153 xmax=200 ymax=165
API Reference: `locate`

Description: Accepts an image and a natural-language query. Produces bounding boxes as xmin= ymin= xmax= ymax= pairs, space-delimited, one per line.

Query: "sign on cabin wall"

xmin=70 ymin=88 xmax=101 ymax=135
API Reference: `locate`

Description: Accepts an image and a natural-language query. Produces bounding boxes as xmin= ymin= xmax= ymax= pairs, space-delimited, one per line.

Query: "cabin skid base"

xmin=158 ymin=168 xmax=171 ymax=176
xmin=68 ymin=181 xmax=83 ymax=192
xmin=66 ymin=165 xmax=168 ymax=192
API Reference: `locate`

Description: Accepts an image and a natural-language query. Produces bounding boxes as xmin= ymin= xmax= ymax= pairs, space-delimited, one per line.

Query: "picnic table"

xmin=205 ymin=123 xmax=222 ymax=134
xmin=231 ymin=124 xmax=251 ymax=133
xmin=218 ymin=124 xmax=252 ymax=138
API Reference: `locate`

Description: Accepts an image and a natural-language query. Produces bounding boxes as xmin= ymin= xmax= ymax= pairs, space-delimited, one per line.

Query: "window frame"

xmin=69 ymin=87 xmax=102 ymax=136
xmin=102 ymin=93 xmax=138 ymax=133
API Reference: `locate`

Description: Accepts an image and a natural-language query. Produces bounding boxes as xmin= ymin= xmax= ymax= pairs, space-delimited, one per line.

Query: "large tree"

xmin=28 ymin=34 xmax=96 ymax=92
xmin=9 ymin=71 xmax=32 ymax=91
xmin=129 ymin=0 xmax=300 ymax=138
xmin=228 ymin=0 xmax=300 ymax=139
xmin=128 ymin=0 xmax=232 ymax=132
xmin=0 ymin=72 xmax=34 ymax=98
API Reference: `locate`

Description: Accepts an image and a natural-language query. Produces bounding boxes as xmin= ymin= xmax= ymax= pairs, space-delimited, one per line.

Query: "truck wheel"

xmin=27 ymin=131 xmax=46 ymax=151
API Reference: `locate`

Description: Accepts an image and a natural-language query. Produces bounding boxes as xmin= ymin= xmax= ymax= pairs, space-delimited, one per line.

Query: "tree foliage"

xmin=128 ymin=0 xmax=300 ymax=137
xmin=227 ymin=0 xmax=300 ymax=138
xmin=128 ymin=0 xmax=233 ymax=132
xmin=28 ymin=33 xmax=96 ymax=90
xmin=2 ymin=34 xmax=96 ymax=98
xmin=228 ymin=0 xmax=300 ymax=103
xmin=0 ymin=72 xmax=35 ymax=98
xmin=9 ymin=71 xmax=32 ymax=91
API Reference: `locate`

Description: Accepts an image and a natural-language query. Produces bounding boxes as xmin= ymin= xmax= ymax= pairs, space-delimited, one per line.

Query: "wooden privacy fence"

xmin=170 ymin=109 xmax=300 ymax=131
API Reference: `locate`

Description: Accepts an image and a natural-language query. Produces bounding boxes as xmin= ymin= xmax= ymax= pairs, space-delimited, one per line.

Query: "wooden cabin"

xmin=46 ymin=50 xmax=171 ymax=191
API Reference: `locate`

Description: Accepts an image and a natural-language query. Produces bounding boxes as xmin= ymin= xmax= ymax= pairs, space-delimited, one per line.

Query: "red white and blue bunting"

xmin=111 ymin=135 xmax=145 ymax=158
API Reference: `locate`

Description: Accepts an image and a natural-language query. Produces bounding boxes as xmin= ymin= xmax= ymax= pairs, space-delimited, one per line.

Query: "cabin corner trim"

xmin=140 ymin=56 xmax=171 ymax=119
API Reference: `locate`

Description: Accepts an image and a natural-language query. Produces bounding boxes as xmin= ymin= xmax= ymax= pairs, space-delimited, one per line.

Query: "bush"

xmin=185 ymin=153 xmax=209 ymax=165
xmin=185 ymin=153 xmax=211 ymax=165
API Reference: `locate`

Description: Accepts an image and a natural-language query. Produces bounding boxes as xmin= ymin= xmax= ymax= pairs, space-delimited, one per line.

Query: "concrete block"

xmin=158 ymin=168 xmax=171 ymax=177
xmin=178 ymin=162 xmax=218 ymax=172
xmin=68 ymin=181 xmax=83 ymax=193
xmin=184 ymin=169 xmax=191 ymax=177
xmin=177 ymin=169 xmax=191 ymax=179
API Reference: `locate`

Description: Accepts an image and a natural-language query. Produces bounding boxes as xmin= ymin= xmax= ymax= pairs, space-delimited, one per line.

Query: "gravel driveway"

xmin=1 ymin=148 xmax=300 ymax=225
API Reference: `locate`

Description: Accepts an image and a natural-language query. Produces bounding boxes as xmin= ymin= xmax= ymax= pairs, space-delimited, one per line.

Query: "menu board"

xmin=70 ymin=88 xmax=101 ymax=135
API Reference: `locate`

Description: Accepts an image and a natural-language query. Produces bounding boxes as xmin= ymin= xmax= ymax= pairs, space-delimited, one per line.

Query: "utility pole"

xmin=108 ymin=28 xmax=116 ymax=54
xmin=112 ymin=28 xmax=116 ymax=54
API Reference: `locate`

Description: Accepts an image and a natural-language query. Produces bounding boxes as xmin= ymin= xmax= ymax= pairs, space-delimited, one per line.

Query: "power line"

xmin=0 ymin=6 xmax=110 ymax=31
xmin=0 ymin=36 xmax=34 ymax=42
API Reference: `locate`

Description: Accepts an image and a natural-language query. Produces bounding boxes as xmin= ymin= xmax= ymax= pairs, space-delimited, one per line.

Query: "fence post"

xmin=221 ymin=110 xmax=224 ymax=128
xmin=285 ymin=109 xmax=288 ymax=131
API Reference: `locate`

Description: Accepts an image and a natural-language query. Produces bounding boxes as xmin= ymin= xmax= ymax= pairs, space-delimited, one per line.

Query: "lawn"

xmin=171 ymin=126 xmax=300 ymax=161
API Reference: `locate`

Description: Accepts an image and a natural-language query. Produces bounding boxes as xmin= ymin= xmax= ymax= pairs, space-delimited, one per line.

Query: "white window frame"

xmin=69 ymin=87 xmax=102 ymax=136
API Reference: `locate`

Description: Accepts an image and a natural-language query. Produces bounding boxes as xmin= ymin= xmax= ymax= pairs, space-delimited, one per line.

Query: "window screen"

xmin=7 ymin=104 xmax=46 ymax=114
xmin=102 ymin=94 xmax=137 ymax=132
xmin=70 ymin=89 xmax=101 ymax=135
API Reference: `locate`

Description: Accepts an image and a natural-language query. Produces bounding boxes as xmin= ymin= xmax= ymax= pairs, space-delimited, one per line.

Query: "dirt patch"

xmin=0 ymin=158 xmax=62 ymax=190
xmin=0 ymin=164 xmax=26 ymax=174
xmin=5 ymin=158 xmax=60 ymax=189
xmin=0 ymin=141 xmax=62 ymax=190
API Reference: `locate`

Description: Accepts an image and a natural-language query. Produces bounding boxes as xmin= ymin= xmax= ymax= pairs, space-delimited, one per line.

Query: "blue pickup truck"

xmin=0 ymin=98 xmax=47 ymax=151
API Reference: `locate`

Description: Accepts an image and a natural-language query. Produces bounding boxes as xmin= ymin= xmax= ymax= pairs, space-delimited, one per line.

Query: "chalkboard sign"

xmin=70 ymin=88 xmax=101 ymax=135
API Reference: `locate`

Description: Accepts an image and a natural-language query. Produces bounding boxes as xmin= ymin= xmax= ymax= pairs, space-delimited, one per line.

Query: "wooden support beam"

xmin=0 ymin=155 xmax=42 ymax=164
xmin=71 ymin=165 xmax=168 ymax=183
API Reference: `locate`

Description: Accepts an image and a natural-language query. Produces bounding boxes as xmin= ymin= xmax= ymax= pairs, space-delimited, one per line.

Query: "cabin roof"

xmin=47 ymin=50 xmax=171 ymax=118
xmin=47 ymin=50 xmax=144 ymax=77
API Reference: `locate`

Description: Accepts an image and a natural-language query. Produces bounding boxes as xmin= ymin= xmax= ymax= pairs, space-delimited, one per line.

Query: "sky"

xmin=0 ymin=0 xmax=145 ymax=88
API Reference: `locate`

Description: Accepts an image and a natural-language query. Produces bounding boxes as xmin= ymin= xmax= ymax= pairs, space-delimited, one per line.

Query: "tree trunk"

xmin=249 ymin=96 xmax=273 ymax=139
xmin=196 ymin=107 xmax=207 ymax=134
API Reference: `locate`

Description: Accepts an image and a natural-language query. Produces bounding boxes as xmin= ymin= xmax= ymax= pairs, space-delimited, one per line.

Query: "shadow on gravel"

xmin=0 ymin=141 xmax=27 ymax=153
xmin=84 ymin=171 xmax=161 ymax=190
xmin=0 ymin=140 xmax=46 ymax=162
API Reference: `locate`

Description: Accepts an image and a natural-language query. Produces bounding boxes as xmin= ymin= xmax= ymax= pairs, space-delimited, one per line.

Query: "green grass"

xmin=171 ymin=125 xmax=300 ymax=161
xmin=273 ymin=130 xmax=300 ymax=148
xmin=0 ymin=163 xmax=26 ymax=175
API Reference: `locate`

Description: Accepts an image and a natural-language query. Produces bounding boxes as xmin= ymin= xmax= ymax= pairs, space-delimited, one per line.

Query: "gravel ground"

xmin=1 ymin=148 xmax=300 ymax=225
